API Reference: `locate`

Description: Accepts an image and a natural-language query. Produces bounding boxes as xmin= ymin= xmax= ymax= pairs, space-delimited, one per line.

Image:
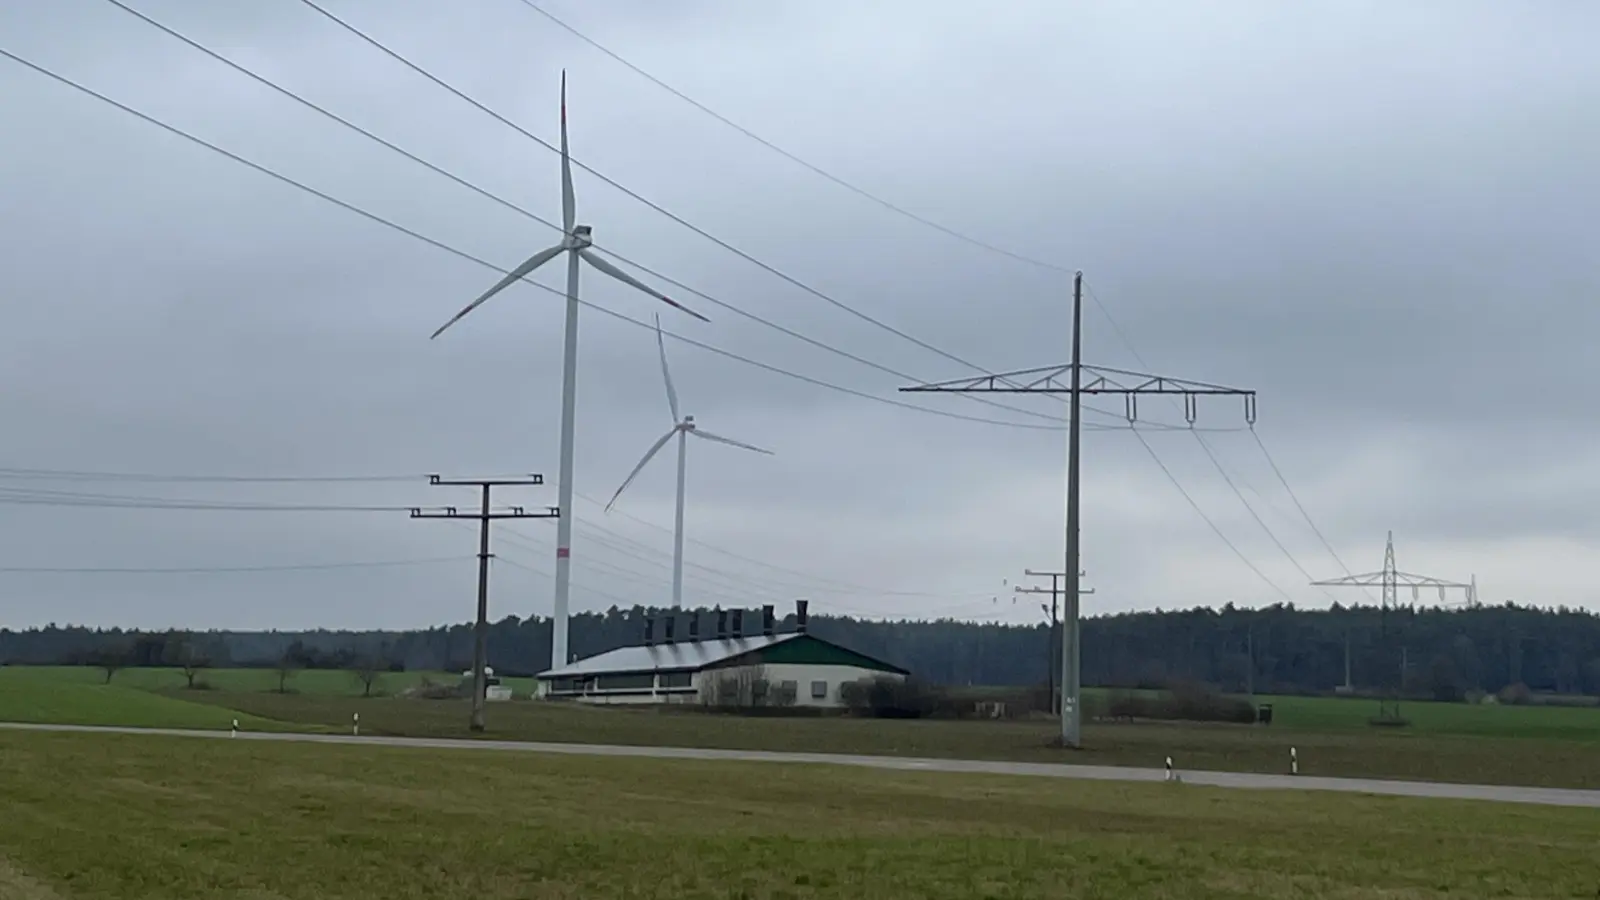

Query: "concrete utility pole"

xmin=1311 ymin=530 xmax=1472 ymax=725
xmin=901 ymin=271 xmax=1257 ymax=749
xmin=1015 ymin=569 xmax=1091 ymax=715
xmin=411 ymin=475 xmax=557 ymax=732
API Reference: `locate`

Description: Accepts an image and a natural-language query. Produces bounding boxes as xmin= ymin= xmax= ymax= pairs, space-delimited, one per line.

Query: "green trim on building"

xmin=713 ymin=634 xmax=908 ymax=675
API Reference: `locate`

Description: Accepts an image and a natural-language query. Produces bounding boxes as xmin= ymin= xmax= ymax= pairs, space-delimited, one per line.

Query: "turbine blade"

xmin=605 ymin=428 xmax=678 ymax=511
xmin=430 ymin=244 xmax=565 ymax=339
xmin=655 ymin=314 xmax=680 ymax=423
xmin=578 ymin=249 xmax=709 ymax=322
xmin=560 ymin=70 xmax=575 ymax=234
xmin=691 ymin=429 xmax=774 ymax=455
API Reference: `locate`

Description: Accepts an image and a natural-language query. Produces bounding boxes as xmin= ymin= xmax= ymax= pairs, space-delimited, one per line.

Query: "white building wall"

xmin=538 ymin=663 xmax=904 ymax=707
xmin=696 ymin=663 xmax=903 ymax=709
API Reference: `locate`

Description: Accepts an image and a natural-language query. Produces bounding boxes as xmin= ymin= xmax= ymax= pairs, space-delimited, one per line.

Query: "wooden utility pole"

xmin=411 ymin=475 xmax=556 ymax=732
xmin=1015 ymin=569 xmax=1091 ymax=714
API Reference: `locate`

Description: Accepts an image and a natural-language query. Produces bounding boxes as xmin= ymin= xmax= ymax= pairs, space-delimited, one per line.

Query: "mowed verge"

xmin=2 ymin=730 xmax=1597 ymax=900
xmin=206 ymin=690 xmax=1600 ymax=791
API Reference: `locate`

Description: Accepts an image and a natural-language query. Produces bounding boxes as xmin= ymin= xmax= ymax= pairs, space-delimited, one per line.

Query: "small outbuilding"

xmin=534 ymin=601 xmax=907 ymax=708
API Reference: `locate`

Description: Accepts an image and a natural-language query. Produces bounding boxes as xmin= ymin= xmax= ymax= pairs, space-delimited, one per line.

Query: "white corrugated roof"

xmin=536 ymin=632 xmax=803 ymax=679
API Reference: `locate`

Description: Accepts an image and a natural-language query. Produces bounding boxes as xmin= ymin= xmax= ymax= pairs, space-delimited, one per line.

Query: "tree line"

xmin=4 ymin=601 xmax=1599 ymax=698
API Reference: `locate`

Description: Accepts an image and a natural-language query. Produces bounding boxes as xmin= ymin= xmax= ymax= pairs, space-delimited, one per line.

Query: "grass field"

xmin=2 ymin=730 xmax=1597 ymax=899
xmin=203 ymin=691 xmax=1600 ymax=790
xmin=0 ymin=667 xmax=292 ymax=732
xmin=5 ymin=665 xmax=1599 ymax=791
xmin=10 ymin=664 xmax=538 ymax=698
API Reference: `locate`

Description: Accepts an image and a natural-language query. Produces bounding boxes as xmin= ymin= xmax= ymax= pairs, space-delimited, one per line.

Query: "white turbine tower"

xmin=430 ymin=72 xmax=708 ymax=672
xmin=607 ymin=316 xmax=773 ymax=610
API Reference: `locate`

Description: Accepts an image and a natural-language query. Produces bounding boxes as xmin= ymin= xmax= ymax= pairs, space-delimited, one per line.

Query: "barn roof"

xmin=536 ymin=632 xmax=804 ymax=679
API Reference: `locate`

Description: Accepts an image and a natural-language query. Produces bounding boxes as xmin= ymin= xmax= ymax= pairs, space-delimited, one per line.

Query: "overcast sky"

xmin=1 ymin=0 xmax=1595 ymax=634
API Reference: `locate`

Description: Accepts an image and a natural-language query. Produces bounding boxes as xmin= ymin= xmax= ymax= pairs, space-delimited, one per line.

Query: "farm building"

xmin=534 ymin=601 xmax=907 ymax=707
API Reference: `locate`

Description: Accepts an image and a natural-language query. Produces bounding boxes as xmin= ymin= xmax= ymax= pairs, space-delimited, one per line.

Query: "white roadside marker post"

xmin=1164 ymin=756 xmax=1174 ymax=782
xmin=1291 ymin=746 xmax=1299 ymax=776
xmin=230 ymin=719 xmax=238 ymax=738
xmin=352 ymin=712 xmax=360 ymax=737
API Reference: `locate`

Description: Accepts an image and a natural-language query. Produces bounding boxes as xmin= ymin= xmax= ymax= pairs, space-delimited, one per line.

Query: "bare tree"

xmin=274 ymin=654 xmax=301 ymax=694
xmin=162 ymin=632 xmax=210 ymax=689
xmin=352 ymin=658 xmax=383 ymax=698
xmin=179 ymin=653 xmax=210 ymax=689
xmin=90 ymin=647 xmax=125 ymax=684
xmin=702 ymin=665 xmax=773 ymax=709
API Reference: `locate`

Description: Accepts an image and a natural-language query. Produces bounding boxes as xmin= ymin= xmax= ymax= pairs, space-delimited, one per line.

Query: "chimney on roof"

xmin=796 ymin=599 xmax=809 ymax=634
xmin=731 ymin=608 xmax=744 ymax=639
xmin=687 ymin=611 xmax=700 ymax=642
xmin=716 ymin=608 xmax=728 ymax=640
xmin=761 ymin=604 xmax=775 ymax=636
xmin=643 ymin=616 xmax=655 ymax=646
xmin=662 ymin=614 xmax=676 ymax=644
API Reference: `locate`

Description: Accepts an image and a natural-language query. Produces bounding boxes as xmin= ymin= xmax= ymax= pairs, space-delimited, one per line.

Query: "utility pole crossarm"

xmin=411 ymin=506 xmax=560 ymax=520
xmin=428 ymin=474 xmax=546 ymax=487
xmin=902 ymin=364 xmax=1250 ymax=395
xmin=900 ymin=365 xmax=1256 ymax=425
xmin=1312 ymin=572 xmax=1472 ymax=589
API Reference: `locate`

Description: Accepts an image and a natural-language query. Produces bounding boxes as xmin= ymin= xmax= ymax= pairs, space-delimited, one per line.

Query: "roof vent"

xmin=761 ymin=604 xmax=775 ymax=636
xmin=687 ymin=612 xmax=700 ymax=642
xmin=662 ymin=614 xmax=676 ymax=644
xmin=643 ymin=616 xmax=655 ymax=646
xmin=796 ymin=599 xmax=809 ymax=634
xmin=716 ymin=608 xmax=728 ymax=640
xmin=731 ymin=608 xmax=744 ymax=639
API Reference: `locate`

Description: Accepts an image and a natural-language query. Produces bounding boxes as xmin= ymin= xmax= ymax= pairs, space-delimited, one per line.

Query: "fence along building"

xmin=534 ymin=601 xmax=908 ymax=707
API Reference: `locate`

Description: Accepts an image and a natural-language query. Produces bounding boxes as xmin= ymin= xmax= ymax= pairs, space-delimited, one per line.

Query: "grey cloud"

xmin=0 ymin=0 xmax=1595 ymax=633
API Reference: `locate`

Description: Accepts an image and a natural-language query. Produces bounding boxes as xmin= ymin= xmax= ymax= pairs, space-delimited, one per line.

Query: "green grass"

xmin=7 ymin=666 xmax=1600 ymax=791
xmin=205 ymin=691 xmax=1600 ymax=790
xmin=2 ymin=730 xmax=1597 ymax=899
xmin=1221 ymin=692 xmax=1600 ymax=740
xmin=0 ymin=667 xmax=286 ymax=732
xmin=11 ymin=665 xmax=536 ymax=697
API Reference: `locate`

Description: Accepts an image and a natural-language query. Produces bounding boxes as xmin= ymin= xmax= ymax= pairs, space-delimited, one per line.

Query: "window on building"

xmin=595 ymin=673 xmax=654 ymax=691
xmin=810 ymin=680 xmax=828 ymax=699
xmin=660 ymin=671 xmax=694 ymax=689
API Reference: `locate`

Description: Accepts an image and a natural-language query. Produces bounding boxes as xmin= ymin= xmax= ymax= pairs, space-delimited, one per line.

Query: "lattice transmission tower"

xmin=1311 ymin=530 xmax=1475 ymax=725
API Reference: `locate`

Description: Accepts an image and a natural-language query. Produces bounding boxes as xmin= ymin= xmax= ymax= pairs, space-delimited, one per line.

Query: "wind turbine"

xmin=430 ymin=72 xmax=708 ymax=672
xmin=607 ymin=316 xmax=773 ymax=610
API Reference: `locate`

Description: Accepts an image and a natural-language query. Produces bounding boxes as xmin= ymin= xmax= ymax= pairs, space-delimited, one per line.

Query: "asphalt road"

xmin=5 ymin=721 xmax=1598 ymax=809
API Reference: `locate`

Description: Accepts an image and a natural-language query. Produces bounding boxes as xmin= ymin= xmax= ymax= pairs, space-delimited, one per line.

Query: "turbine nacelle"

xmin=567 ymin=224 xmax=594 ymax=249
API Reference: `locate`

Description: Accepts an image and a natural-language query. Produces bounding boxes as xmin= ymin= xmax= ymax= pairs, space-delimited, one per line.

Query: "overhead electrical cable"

xmin=0 ymin=43 xmax=1218 ymax=434
xmin=513 ymin=0 xmax=1082 ymax=276
xmin=98 ymin=0 xmax=1094 ymax=429
xmin=1129 ymin=429 xmax=1297 ymax=603
xmin=289 ymin=0 xmax=1066 ymax=384
xmin=0 ymin=556 xmax=471 ymax=574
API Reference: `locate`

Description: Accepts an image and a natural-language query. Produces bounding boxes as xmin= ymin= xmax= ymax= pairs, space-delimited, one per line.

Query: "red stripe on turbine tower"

xmin=556 ymin=547 xmax=570 ymax=558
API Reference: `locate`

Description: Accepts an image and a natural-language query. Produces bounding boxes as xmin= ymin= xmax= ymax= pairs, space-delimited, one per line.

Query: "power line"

xmin=567 ymin=489 xmax=1002 ymax=598
xmin=512 ymin=0 xmax=1080 ymax=277
xmin=1189 ymin=430 xmax=1331 ymax=592
xmin=1248 ymin=429 xmax=1360 ymax=578
xmin=97 ymin=0 xmax=1080 ymax=431
xmin=0 ymin=466 xmax=435 ymax=484
xmin=1078 ymin=277 xmax=1340 ymax=601
xmin=0 ymin=42 xmax=1179 ymax=434
xmin=0 ymin=485 xmax=419 ymax=512
xmin=291 ymin=0 xmax=1035 ymax=380
xmin=0 ymin=46 xmax=1058 ymax=434
xmin=0 ymin=556 xmax=470 ymax=574
xmin=1130 ymin=428 xmax=1296 ymax=603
